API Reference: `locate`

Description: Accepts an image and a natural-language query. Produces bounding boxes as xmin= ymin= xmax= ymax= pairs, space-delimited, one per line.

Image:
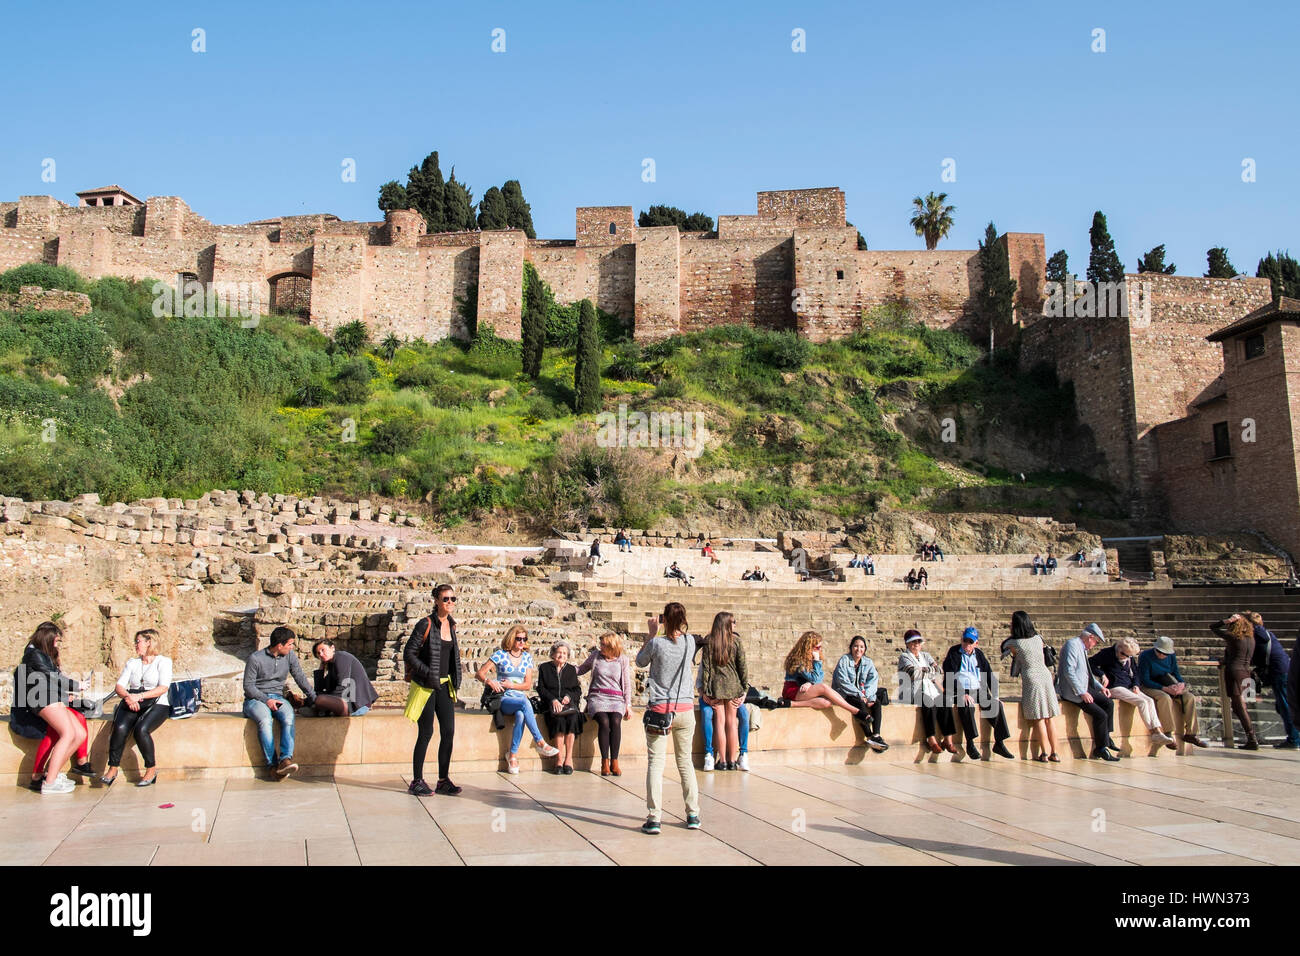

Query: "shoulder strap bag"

xmin=643 ymin=637 xmax=691 ymax=736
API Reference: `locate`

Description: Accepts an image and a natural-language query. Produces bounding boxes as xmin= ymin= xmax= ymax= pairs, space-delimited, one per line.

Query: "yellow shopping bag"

xmin=403 ymin=682 xmax=433 ymax=722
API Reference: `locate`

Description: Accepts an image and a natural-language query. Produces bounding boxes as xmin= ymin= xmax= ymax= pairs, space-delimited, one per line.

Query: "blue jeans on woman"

xmin=700 ymin=699 xmax=749 ymax=755
xmin=500 ymin=696 xmax=544 ymax=753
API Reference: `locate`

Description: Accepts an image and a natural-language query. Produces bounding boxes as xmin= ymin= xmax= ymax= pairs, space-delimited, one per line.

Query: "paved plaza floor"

xmin=4 ymin=748 xmax=1299 ymax=866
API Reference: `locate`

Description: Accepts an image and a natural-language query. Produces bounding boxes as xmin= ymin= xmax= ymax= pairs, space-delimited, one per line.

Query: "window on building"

xmin=609 ymin=222 xmax=617 ymax=235
xmin=1244 ymin=332 xmax=1265 ymax=360
xmin=836 ymin=269 xmax=844 ymax=280
xmin=1211 ymin=421 xmax=1231 ymax=459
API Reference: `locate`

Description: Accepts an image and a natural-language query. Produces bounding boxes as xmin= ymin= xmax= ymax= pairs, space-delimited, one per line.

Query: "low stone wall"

xmin=1 ymin=699 xmax=1195 ymax=781
xmin=0 ymin=284 xmax=92 ymax=315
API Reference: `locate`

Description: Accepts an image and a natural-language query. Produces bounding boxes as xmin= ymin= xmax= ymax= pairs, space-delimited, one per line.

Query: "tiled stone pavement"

xmin=4 ymin=749 xmax=1298 ymax=866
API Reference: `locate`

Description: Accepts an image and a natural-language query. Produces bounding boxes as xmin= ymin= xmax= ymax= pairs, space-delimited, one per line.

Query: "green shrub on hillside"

xmin=0 ymin=264 xmax=87 ymax=294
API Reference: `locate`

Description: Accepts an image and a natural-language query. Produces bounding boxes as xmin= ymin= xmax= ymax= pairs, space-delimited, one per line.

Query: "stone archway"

xmin=269 ymin=272 xmax=311 ymax=319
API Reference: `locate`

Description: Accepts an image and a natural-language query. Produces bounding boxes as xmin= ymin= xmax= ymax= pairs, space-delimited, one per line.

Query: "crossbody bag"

xmin=643 ymin=637 xmax=691 ymax=736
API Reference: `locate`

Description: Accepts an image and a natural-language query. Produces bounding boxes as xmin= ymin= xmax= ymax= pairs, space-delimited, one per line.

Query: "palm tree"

xmin=910 ymin=192 xmax=956 ymax=250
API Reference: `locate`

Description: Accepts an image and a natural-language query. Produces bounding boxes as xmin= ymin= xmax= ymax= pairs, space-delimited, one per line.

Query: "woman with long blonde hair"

xmin=101 ymin=628 xmax=173 ymax=787
xmin=476 ymin=623 xmax=560 ymax=773
xmin=578 ymin=632 xmax=632 ymax=776
xmin=781 ymin=631 xmax=860 ymax=715
xmin=700 ymin=612 xmax=748 ymax=770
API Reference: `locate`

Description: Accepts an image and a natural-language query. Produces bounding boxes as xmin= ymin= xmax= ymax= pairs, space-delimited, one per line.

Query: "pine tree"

xmin=478 ymin=186 xmax=509 ymax=230
xmin=377 ymin=181 xmax=409 ymax=213
xmin=1205 ymin=247 xmax=1238 ymax=278
xmin=1046 ymin=250 xmax=1069 ymax=283
xmin=501 ymin=180 xmax=536 ymax=239
xmin=521 ymin=262 xmax=547 ymax=378
xmin=975 ymin=222 xmax=1017 ymax=335
xmin=1087 ymin=211 xmax=1124 ymax=285
xmin=1136 ymin=244 xmax=1176 ymax=274
xmin=573 ymin=299 xmax=602 ymax=413
xmin=638 ymin=205 xmax=714 ymax=232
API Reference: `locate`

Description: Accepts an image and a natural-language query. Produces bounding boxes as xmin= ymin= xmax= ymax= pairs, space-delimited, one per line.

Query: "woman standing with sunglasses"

xmin=477 ymin=624 xmax=560 ymax=773
xmin=404 ymin=584 xmax=463 ymax=796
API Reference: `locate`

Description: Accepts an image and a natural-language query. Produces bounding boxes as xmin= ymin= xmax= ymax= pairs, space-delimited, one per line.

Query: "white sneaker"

xmin=1152 ymin=731 xmax=1175 ymax=746
xmin=703 ymin=753 xmax=715 ymax=772
xmin=41 ymin=774 xmax=75 ymax=795
xmin=737 ymin=753 xmax=749 ymax=772
xmin=532 ymin=739 xmax=559 ymax=758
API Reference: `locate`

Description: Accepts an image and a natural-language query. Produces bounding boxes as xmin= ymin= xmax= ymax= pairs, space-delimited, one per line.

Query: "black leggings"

xmin=413 ymin=682 xmax=456 ymax=781
xmin=842 ymin=693 xmax=882 ymax=736
xmin=593 ymin=711 xmax=623 ymax=760
xmin=108 ymin=701 xmax=169 ymax=768
xmin=918 ymin=702 xmax=956 ymax=738
xmin=1226 ymin=667 xmax=1255 ymax=738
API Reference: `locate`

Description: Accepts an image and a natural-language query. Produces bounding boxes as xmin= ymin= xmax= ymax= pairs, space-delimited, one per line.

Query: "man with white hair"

xmin=1056 ymin=623 xmax=1120 ymax=760
xmin=1090 ymin=636 xmax=1176 ymax=749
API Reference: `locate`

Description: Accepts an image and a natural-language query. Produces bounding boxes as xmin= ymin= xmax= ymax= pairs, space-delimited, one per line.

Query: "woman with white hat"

xmin=896 ymin=629 xmax=957 ymax=754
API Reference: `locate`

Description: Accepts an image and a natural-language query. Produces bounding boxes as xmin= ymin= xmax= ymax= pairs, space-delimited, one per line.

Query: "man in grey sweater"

xmin=243 ymin=626 xmax=317 ymax=777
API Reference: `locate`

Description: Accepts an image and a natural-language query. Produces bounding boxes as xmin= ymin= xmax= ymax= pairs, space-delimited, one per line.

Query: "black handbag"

xmin=1043 ymin=644 xmax=1058 ymax=669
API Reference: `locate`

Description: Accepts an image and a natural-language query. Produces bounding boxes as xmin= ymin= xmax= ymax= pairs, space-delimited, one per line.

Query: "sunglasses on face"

xmin=440 ymin=596 xmax=457 ymax=603
xmin=515 ymin=636 xmax=528 ymax=643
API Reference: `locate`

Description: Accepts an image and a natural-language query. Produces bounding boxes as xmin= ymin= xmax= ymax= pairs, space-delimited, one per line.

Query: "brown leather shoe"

xmin=600 ymin=759 xmax=610 ymax=776
xmin=275 ymin=757 xmax=298 ymax=777
xmin=1184 ymin=734 xmax=1208 ymax=748
xmin=926 ymin=737 xmax=942 ymax=754
xmin=609 ymin=759 xmax=622 ymax=776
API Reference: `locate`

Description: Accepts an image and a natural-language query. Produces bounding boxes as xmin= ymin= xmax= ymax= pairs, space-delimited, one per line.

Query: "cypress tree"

xmin=501 ymin=180 xmax=536 ymax=239
xmin=1205 ymin=247 xmax=1238 ymax=278
xmin=1257 ymin=251 xmax=1300 ymax=302
xmin=1087 ymin=211 xmax=1124 ymax=285
xmin=406 ymin=152 xmax=446 ymax=232
xmin=522 ymin=262 xmax=547 ymax=378
xmin=1046 ymin=250 xmax=1069 ymax=283
xmin=377 ymin=181 xmax=409 ymax=213
xmin=443 ymin=170 xmax=475 ymax=232
xmin=975 ymin=222 xmax=1017 ymax=335
xmin=573 ymin=299 xmax=602 ymax=413
xmin=478 ymin=187 xmax=509 ymax=230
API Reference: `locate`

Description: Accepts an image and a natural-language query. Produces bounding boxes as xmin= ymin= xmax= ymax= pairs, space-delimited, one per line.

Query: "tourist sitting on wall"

xmin=741 ymin=566 xmax=769 ymax=582
xmin=1137 ymin=636 xmax=1207 ymax=749
xmin=897 ymin=629 xmax=957 ymax=754
xmin=311 ymin=639 xmax=377 ymax=717
xmin=942 ymin=627 xmax=1014 ymax=760
xmin=847 ymin=553 xmax=863 ymax=568
xmin=665 ymin=561 xmax=693 ymax=586
xmin=781 ymin=631 xmax=861 ymax=717
xmin=1031 ymin=554 xmax=1045 ymax=575
xmin=1055 ymin=623 xmax=1118 ymax=761
xmin=919 ymin=542 xmax=932 ymax=561
xmin=831 ymin=635 xmax=889 ymax=753
xmin=917 ymin=567 xmax=929 ymax=589
xmin=404 ymin=583 xmax=462 ymax=797
xmin=537 ymin=641 xmax=584 ymax=774
xmin=12 ymin=621 xmax=93 ymax=794
xmin=1245 ymin=611 xmax=1299 ymax=749
xmin=1044 ymin=553 xmax=1058 ymax=574
xmin=930 ymin=541 xmax=944 ymax=561
xmin=476 ymin=625 xmax=560 ymax=774
xmin=614 ymin=529 xmax=632 ymax=553
xmin=1090 ymin=638 xmax=1176 ymax=749
xmin=243 ymin=626 xmax=317 ymax=779
xmin=702 ymin=541 xmax=720 ymax=564
xmin=905 ymin=568 xmax=918 ymax=590
xmin=699 ymin=612 xmax=748 ymax=771
xmin=863 ymin=553 xmax=876 ymax=575
xmin=101 ymin=629 xmax=172 ymax=787
xmin=578 ymin=633 xmax=632 ymax=777
xmin=587 ymin=537 xmax=603 ymax=570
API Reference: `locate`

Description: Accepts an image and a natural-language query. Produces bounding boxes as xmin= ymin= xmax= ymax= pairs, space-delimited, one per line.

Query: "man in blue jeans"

xmin=243 ymin=626 xmax=317 ymax=777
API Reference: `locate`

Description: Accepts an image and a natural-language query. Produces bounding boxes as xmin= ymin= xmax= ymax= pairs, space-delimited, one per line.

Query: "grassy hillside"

xmin=0 ymin=264 xmax=1113 ymax=531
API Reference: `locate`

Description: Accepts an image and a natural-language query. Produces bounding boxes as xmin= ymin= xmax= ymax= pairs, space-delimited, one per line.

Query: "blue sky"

xmin=3 ymin=0 xmax=1296 ymax=276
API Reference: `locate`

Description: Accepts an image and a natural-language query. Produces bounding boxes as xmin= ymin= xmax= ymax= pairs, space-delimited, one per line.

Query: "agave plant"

xmin=910 ymin=192 xmax=956 ymax=250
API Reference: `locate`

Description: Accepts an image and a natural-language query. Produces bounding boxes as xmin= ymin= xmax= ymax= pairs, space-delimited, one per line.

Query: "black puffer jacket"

xmin=10 ymin=644 xmax=76 ymax=739
xmin=403 ymin=615 xmax=461 ymax=691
